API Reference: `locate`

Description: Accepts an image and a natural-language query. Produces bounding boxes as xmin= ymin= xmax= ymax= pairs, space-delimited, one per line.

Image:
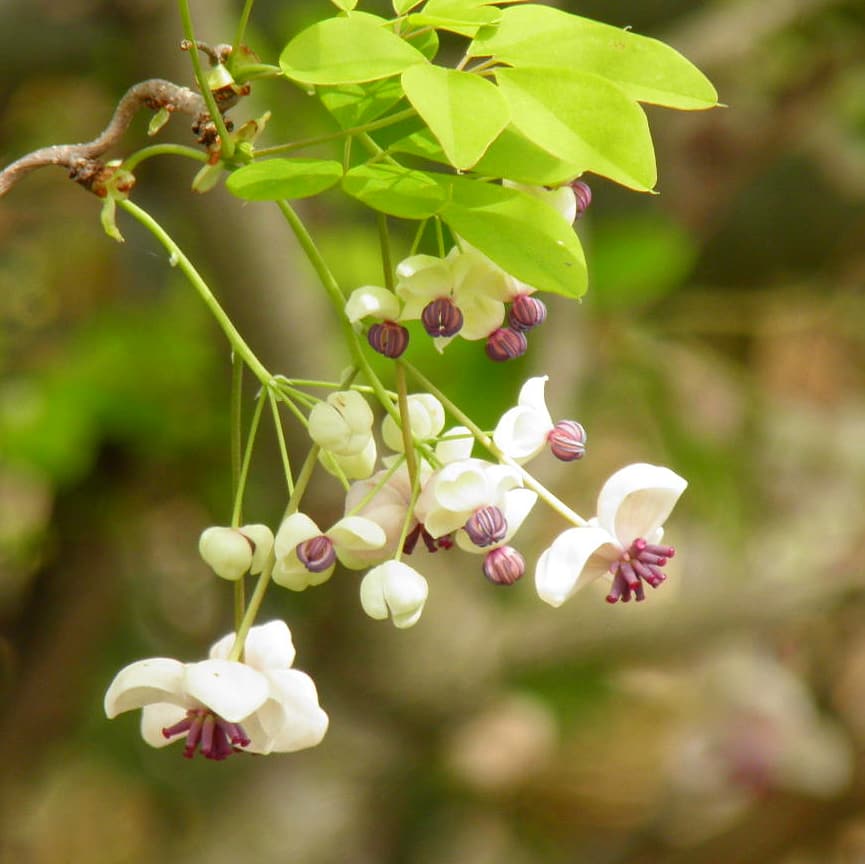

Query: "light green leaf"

xmin=280 ymin=11 xmax=428 ymax=85
xmin=472 ymin=126 xmax=581 ymax=186
xmin=342 ymin=163 xmax=448 ymax=219
xmin=408 ymin=0 xmax=500 ymax=38
xmin=226 ymin=159 xmax=343 ymax=200
xmin=470 ymin=5 xmax=717 ymax=110
xmin=330 ymin=0 xmax=358 ymax=10
xmin=393 ymin=0 xmax=424 ymax=13
xmin=440 ymin=177 xmax=586 ymax=298
xmin=401 ymin=65 xmax=509 ymax=170
xmin=319 ymin=79 xmax=406 ymax=129
xmin=496 ymin=66 xmax=656 ymax=191
xmin=387 ymin=125 xmax=448 ymax=162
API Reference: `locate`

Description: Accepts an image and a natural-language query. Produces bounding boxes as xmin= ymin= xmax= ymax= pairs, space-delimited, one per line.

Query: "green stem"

xmin=178 ymin=0 xmax=235 ymax=160
xmin=228 ymin=554 xmax=274 ymax=661
xmin=232 ymin=0 xmax=256 ymax=55
xmin=118 ymin=199 xmax=272 ymax=386
xmin=230 ymin=352 xmax=244 ymax=525
xmin=256 ymin=108 xmax=416 ymax=158
xmin=404 ymin=362 xmax=588 ymax=528
xmin=121 ymin=144 xmax=207 ymax=173
xmin=393 ymin=461 xmax=423 ymax=563
xmin=285 ymin=445 xmax=321 ymax=517
xmin=274 ymin=199 xmax=400 ymax=426
xmin=268 ymin=389 xmax=295 ymax=498
xmin=395 ymin=362 xmax=418 ymax=489
xmin=378 ymin=213 xmax=394 ymax=292
xmin=231 ymin=387 xmax=267 ymax=527
xmin=233 ymin=64 xmax=283 ymax=83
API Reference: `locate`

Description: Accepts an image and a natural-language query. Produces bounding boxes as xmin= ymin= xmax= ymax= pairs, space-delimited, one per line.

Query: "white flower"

xmin=345 ymin=285 xmax=401 ymax=323
xmin=415 ymin=458 xmax=524 ymax=540
xmin=104 ymin=620 xmax=328 ymax=758
xmin=396 ymin=247 xmax=511 ymax=347
xmin=360 ymin=560 xmax=428 ymax=628
xmin=381 ymin=393 xmax=445 ymax=453
xmin=493 ymin=376 xmax=553 ymax=464
xmin=535 ymin=463 xmax=687 ymax=606
xmin=272 ymin=511 xmax=386 ymax=590
xmin=435 ymin=425 xmax=475 ymax=464
xmin=319 ymin=436 xmax=377 ymax=480
xmin=454 ymin=486 xmax=537 ymax=554
xmin=308 ymin=390 xmax=374 ymax=456
xmin=198 ymin=524 xmax=273 ymax=581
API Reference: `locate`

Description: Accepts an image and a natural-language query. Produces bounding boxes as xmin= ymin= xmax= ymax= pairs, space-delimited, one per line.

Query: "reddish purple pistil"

xmin=296 ymin=534 xmax=336 ymax=572
xmin=606 ymin=538 xmax=675 ymax=604
xmin=403 ymin=522 xmax=454 ymax=554
xmin=464 ymin=505 xmax=507 ymax=548
xmin=162 ymin=708 xmax=251 ymax=760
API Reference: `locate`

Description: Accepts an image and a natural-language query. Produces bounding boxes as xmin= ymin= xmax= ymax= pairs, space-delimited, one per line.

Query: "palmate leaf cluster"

xmin=227 ymin=0 xmax=717 ymax=300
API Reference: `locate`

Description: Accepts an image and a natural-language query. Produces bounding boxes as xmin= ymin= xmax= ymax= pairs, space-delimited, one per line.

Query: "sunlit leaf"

xmin=330 ymin=0 xmax=358 ymax=10
xmin=473 ymin=126 xmax=581 ymax=186
xmin=408 ymin=0 xmax=500 ymax=38
xmin=342 ymin=163 xmax=448 ymax=218
xmin=496 ymin=66 xmax=656 ymax=191
xmin=319 ymin=79 xmax=406 ymax=129
xmin=226 ymin=159 xmax=343 ymax=200
xmin=470 ymin=4 xmax=718 ymax=110
xmin=401 ymin=65 xmax=509 ymax=169
xmin=280 ymin=12 xmax=427 ymax=85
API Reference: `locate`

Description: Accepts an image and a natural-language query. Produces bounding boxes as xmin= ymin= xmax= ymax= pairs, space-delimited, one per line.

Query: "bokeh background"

xmin=2 ymin=0 xmax=865 ymax=861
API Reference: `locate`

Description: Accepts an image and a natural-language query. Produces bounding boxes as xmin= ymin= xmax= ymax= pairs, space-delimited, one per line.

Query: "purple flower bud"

xmin=485 ymin=327 xmax=528 ymax=362
xmin=571 ymin=180 xmax=592 ymax=218
xmin=508 ymin=294 xmax=547 ymax=332
xmin=296 ymin=535 xmax=336 ymax=573
xmin=547 ymin=420 xmax=587 ymax=462
xmin=464 ymin=505 xmax=507 ymax=548
xmin=421 ymin=297 xmax=464 ymax=338
xmin=483 ymin=546 xmax=526 ymax=586
xmin=368 ymin=321 xmax=409 ymax=359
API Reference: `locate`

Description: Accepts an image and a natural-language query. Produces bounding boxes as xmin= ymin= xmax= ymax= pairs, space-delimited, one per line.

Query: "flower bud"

xmin=485 ymin=327 xmax=528 ymax=362
xmin=571 ymin=180 xmax=592 ymax=218
xmin=421 ymin=297 xmax=464 ymax=337
xmin=360 ymin=560 xmax=428 ymax=629
xmin=308 ymin=390 xmax=374 ymax=456
xmin=548 ymin=420 xmax=587 ymax=462
xmin=483 ymin=546 xmax=526 ymax=586
xmin=508 ymin=295 xmax=547 ymax=332
xmin=464 ymin=505 xmax=508 ymax=548
xmin=296 ymin=535 xmax=336 ymax=573
xmin=382 ymin=393 xmax=445 ymax=453
xmin=199 ymin=524 xmax=273 ymax=581
xmin=368 ymin=321 xmax=409 ymax=358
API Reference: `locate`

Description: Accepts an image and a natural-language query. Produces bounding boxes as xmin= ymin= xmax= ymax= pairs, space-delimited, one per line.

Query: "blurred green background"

xmin=2 ymin=0 xmax=865 ymax=862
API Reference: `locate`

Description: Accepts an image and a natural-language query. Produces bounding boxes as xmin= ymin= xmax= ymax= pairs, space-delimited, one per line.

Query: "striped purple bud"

xmin=421 ymin=297 xmax=463 ymax=338
xmin=464 ymin=505 xmax=507 ymax=548
xmin=296 ymin=535 xmax=336 ymax=573
xmin=485 ymin=327 xmax=528 ymax=362
xmin=367 ymin=321 xmax=409 ymax=359
xmin=483 ymin=545 xmax=526 ymax=586
xmin=508 ymin=294 xmax=547 ymax=332
xmin=548 ymin=420 xmax=587 ymax=462
xmin=571 ymin=180 xmax=592 ymax=218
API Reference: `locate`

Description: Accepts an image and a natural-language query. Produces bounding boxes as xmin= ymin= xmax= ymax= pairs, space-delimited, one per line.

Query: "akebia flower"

xmin=308 ymin=390 xmax=374 ymax=456
xmin=381 ymin=393 xmax=445 ymax=453
xmin=359 ymin=559 xmax=429 ymax=628
xmin=535 ymin=463 xmax=687 ymax=606
xmin=272 ymin=511 xmax=386 ymax=590
xmin=104 ymin=620 xmax=328 ymax=759
xmin=198 ymin=524 xmax=274 ymax=581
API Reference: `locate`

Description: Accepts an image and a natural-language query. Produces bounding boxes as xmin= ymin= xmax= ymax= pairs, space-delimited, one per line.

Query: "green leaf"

xmin=393 ymin=0 xmax=424 ymax=13
xmin=330 ymin=0 xmax=358 ymax=9
xmin=473 ymin=126 xmax=581 ymax=186
xmin=440 ymin=177 xmax=587 ymax=298
xmin=342 ymin=163 xmax=448 ymax=218
xmin=226 ymin=159 xmax=343 ymax=200
xmin=280 ymin=11 xmax=428 ymax=85
xmin=319 ymin=79 xmax=406 ymax=129
xmin=408 ymin=0 xmax=500 ymax=38
xmin=386 ymin=125 xmax=448 ymax=162
xmin=401 ymin=65 xmax=509 ymax=170
xmin=496 ymin=66 xmax=656 ymax=191
xmin=470 ymin=5 xmax=718 ymax=110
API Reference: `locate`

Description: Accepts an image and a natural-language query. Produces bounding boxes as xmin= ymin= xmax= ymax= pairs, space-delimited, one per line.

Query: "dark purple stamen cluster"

xmin=403 ymin=523 xmax=453 ymax=555
xmin=421 ymin=297 xmax=464 ymax=338
xmin=162 ymin=708 xmax=251 ymax=760
xmin=485 ymin=327 xmax=528 ymax=362
xmin=296 ymin=535 xmax=336 ymax=572
xmin=606 ymin=538 xmax=675 ymax=603
xmin=571 ymin=180 xmax=592 ymax=218
xmin=368 ymin=321 xmax=409 ymax=358
xmin=508 ymin=294 xmax=547 ymax=332
xmin=548 ymin=420 xmax=587 ymax=462
xmin=483 ymin=545 xmax=525 ymax=585
xmin=464 ymin=505 xmax=507 ymax=548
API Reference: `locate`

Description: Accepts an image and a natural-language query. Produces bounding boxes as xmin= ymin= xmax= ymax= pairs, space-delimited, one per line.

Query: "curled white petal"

xmin=104 ymin=658 xmax=188 ymax=719
xmin=436 ymin=425 xmax=474 ymax=464
xmin=535 ymin=525 xmax=620 ymax=608
xmin=208 ymin=620 xmax=296 ymax=672
xmin=345 ymin=285 xmax=400 ymax=323
xmin=505 ymin=180 xmax=577 ymax=224
xmin=329 ymin=515 xmax=387 ymax=569
xmin=241 ymin=524 xmax=274 ymax=575
xmin=183 ymin=658 xmax=270 ymax=723
xmin=199 ymin=527 xmax=253 ymax=581
xmin=595 ymin=463 xmax=688 ymax=546
xmin=308 ymin=390 xmax=374 ymax=456
xmin=493 ymin=377 xmax=553 ymax=464
xmin=360 ymin=560 xmax=428 ymax=629
xmin=140 ymin=703 xmax=187 ymax=748
xmin=262 ymin=669 xmax=330 ymax=753
xmin=382 ymin=393 xmax=446 ymax=452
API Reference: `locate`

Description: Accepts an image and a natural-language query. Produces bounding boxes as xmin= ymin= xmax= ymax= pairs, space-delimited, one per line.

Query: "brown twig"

xmin=0 ymin=78 xmax=214 ymax=198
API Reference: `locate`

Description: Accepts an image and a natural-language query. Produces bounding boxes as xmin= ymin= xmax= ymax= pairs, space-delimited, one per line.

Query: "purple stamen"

xmin=606 ymin=537 xmax=675 ymax=604
xmin=547 ymin=420 xmax=587 ymax=462
xmin=422 ymin=297 xmax=464 ymax=337
xmin=368 ymin=320 xmax=410 ymax=358
xmin=464 ymin=505 xmax=507 ymax=548
xmin=162 ymin=708 xmax=251 ymax=761
xmin=296 ymin=535 xmax=336 ymax=573
xmin=403 ymin=523 xmax=443 ymax=555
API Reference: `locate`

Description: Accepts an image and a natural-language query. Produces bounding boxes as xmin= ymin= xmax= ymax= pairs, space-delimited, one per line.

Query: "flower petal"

xmin=183 ymin=659 xmax=270 ymax=723
xmin=330 ymin=515 xmax=387 ymax=569
xmin=274 ymin=512 xmax=321 ymax=561
xmin=436 ymin=426 xmax=474 ymax=464
xmin=140 ymin=703 xmax=188 ymax=748
xmin=104 ymin=657 xmax=188 ymax=719
xmin=261 ymin=669 xmax=329 ymax=753
xmin=345 ymin=285 xmax=400 ymax=323
xmin=241 ymin=620 xmax=296 ymax=671
xmin=535 ymin=525 xmax=619 ymax=607
xmin=595 ymin=463 xmax=688 ymax=546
